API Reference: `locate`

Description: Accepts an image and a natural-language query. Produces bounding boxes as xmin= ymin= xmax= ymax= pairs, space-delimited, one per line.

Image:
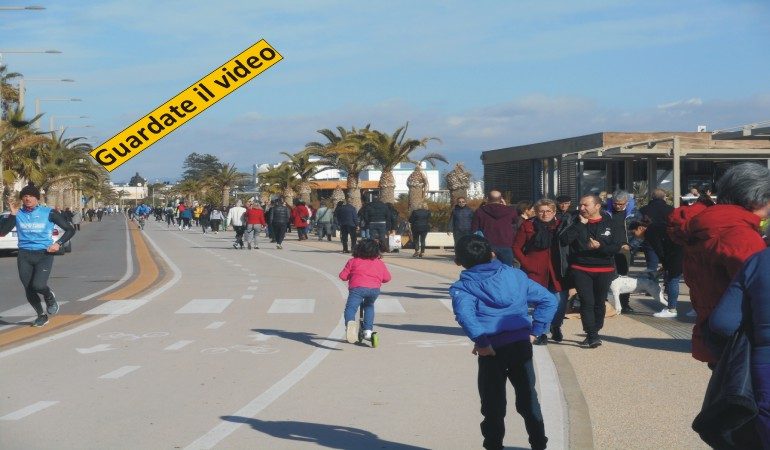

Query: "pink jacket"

xmin=339 ymin=257 xmax=392 ymax=289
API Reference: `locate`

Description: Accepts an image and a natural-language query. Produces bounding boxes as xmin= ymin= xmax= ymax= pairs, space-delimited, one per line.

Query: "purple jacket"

xmin=471 ymin=203 xmax=517 ymax=247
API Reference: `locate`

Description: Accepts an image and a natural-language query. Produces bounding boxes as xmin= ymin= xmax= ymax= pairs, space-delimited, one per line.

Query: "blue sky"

xmin=2 ymin=0 xmax=769 ymax=183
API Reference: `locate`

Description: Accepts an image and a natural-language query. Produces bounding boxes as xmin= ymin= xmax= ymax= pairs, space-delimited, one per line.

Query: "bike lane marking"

xmin=170 ymin=230 xmax=347 ymax=450
xmin=0 ymin=218 xmax=182 ymax=359
xmin=99 ymin=365 xmax=141 ymax=379
xmin=0 ymin=401 xmax=58 ymax=421
xmin=164 ymin=340 xmax=195 ymax=351
xmin=100 ymin=223 xmax=160 ymax=300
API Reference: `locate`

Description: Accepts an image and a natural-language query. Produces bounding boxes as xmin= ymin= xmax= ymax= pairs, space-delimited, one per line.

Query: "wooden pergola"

xmin=562 ymin=131 xmax=770 ymax=207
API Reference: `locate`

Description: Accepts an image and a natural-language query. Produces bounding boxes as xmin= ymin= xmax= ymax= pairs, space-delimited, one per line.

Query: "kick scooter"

xmin=357 ymin=307 xmax=379 ymax=348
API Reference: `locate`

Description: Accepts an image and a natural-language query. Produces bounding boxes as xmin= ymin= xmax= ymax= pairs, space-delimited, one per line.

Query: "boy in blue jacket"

xmin=450 ymin=234 xmax=556 ymax=450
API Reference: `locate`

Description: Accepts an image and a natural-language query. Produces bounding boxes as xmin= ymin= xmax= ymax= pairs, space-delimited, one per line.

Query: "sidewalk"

xmin=295 ymin=234 xmax=711 ymax=449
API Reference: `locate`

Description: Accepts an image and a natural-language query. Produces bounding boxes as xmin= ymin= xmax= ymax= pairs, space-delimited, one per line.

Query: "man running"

xmin=0 ymin=183 xmax=76 ymax=327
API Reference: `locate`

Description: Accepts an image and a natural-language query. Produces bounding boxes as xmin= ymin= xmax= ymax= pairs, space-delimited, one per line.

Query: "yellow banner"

xmin=90 ymin=40 xmax=283 ymax=171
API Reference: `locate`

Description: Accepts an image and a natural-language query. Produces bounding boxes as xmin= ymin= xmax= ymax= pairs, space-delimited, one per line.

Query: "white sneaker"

xmin=363 ymin=329 xmax=373 ymax=340
xmin=687 ymin=309 xmax=697 ymax=317
xmin=653 ymin=308 xmax=677 ymax=318
xmin=346 ymin=320 xmax=359 ymax=343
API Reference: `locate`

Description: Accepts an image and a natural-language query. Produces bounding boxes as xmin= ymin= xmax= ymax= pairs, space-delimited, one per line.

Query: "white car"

xmin=0 ymin=211 xmax=72 ymax=254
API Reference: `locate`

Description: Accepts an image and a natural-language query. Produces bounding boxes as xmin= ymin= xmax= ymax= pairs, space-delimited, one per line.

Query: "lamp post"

xmin=0 ymin=6 xmax=46 ymax=11
xmin=34 ymin=98 xmax=82 ymax=131
xmin=50 ymin=115 xmax=88 ymax=132
xmin=0 ymin=48 xmax=60 ymax=208
xmin=19 ymin=77 xmax=75 ymax=112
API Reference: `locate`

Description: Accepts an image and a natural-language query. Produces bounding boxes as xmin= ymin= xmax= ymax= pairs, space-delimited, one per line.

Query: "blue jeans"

xmin=492 ymin=246 xmax=514 ymax=266
xmin=665 ymin=273 xmax=681 ymax=310
xmin=642 ymin=241 xmax=659 ymax=271
xmin=343 ymin=287 xmax=380 ymax=331
xmin=549 ymin=290 xmax=570 ymax=329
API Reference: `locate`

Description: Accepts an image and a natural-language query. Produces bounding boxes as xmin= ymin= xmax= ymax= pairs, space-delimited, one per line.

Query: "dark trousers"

xmin=368 ymin=222 xmax=388 ymax=251
xmin=17 ymin=250 xmax=54 ymax=316
xmin=478 ymin=340 xmax=547 ymax=450
xmin=273 ymin=222 xmax=287 ymax=244
xmin=340 ymin=225 xmax=357 ymax=252
xmin=752 ymin=363 xmax=770 ymax=448
xmin=233 ymin=225 xmax=246 ymax=246
xmin=413 ymin=229 xmax=428 ymax=253
xmin=210 ymin=219 xmax=221 ymax=232
xmin=614 ymin=251 xmax=631 ymax=309
xmin=452 ymin=229 xmax=471 ymax=251
xmin=572 ymin=269 xmax=615 ymax=340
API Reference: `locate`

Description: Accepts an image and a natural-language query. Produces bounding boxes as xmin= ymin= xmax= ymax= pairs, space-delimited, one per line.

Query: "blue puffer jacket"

xmin=449 ymin=205 xmax=474 ymax=232
xmin=450 ymin=259 xmax=556 ymax=348
xmin=710 ymin=248 xmax=770 ymax=364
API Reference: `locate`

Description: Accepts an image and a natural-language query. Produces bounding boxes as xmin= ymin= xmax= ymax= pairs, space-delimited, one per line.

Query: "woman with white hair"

xmin=680 ymin=162 xmax=770 ymax=366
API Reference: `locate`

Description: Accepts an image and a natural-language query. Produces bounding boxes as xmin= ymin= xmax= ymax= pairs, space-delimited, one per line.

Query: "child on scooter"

xmin=339 ymin=239 xmax=392 ymax=344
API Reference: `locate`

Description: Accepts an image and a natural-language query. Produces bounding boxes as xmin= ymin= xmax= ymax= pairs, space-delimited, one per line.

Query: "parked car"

xmin=0 ymin=211 xmax=72 ymax=255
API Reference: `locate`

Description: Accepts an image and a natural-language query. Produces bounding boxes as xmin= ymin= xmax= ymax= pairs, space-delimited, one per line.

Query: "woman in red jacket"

xmin=513 ymin=198 xmax=565 ymax=344
xmin=291 ymin=199 xmax=311 ymax=241
xmin=680 ymin=163 xmax=770 ymax=365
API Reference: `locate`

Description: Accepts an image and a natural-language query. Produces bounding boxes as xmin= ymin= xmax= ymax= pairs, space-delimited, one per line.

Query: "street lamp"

xmin=0 ymin=49 xmax=60 ymax=209
xmin=35 ymin=97 xmax=82 ymax=116
xmin=19 ymin=77 xmax=75 ymax=111
xmin=50 ymin=114 xmax=88 ymax=132
xmin=0 ymin=6 xmax=46 ymax=11
xmin=34 ymin=98 xmax=82 ymax=130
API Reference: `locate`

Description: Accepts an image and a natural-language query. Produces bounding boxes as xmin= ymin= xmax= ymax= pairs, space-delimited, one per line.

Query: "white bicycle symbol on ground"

xmin=97 ymin=331 xmax=170 ymax=341
xmin=200 ymin=344 xmax=279 ymax=355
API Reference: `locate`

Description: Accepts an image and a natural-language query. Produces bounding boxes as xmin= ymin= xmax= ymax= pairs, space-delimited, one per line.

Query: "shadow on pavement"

xmin=380 ymin=291 xmax=445 ymax=299
xmin=600 ymin=335 xmax=691 ymax=353
xmin=221 ymin=416 xmax=430 ymax=450
xmin=252 ymin=328 xmax=342 ymax=351
xmin=377 ymin=323 xmax=465 ymax=336
xmin=406 ymin=285 xmax=451 ymax=292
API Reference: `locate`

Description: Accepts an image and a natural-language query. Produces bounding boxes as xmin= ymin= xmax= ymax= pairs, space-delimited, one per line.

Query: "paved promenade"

xmin=0 ymin=217 xmax=712 ymax=449
xmin=301 ymin=236 xmax=712 ymax=449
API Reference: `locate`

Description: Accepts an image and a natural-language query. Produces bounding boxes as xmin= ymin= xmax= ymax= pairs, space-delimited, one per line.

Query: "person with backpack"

xmin=315 ymin=201 xmax=334 ymax=241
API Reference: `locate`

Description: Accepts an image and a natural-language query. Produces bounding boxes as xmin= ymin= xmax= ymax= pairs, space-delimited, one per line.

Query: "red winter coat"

xmin=292 ymin=205 xmax=310 ymax=228
xmin=512 ymin=219 xmax=563 ymax=292
xmin=681 ymin=204 xmax=766 ymax=363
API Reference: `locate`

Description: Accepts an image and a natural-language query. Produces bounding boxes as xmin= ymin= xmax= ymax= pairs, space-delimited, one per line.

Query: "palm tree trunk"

xmin=379 ymin=170 xmax=396 ymax=204
xmin=282 ymin=186 xmax=295 ymax=206
xmin=222 ymin=186 xmax=229 ymax=207
xmin=347 ymin=172 xmax=361 ymax=210
xmin=299 ymin=181 xmax=312 ymax=204
xmin=332 ymin=186 xmax=345 ymax=206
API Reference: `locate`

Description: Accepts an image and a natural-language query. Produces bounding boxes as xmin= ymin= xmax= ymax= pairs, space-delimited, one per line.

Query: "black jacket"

xmin=334 ymin=203 xmax=358 ymax=227
xmin=639 ymin=198 xmax=673 ymax=225
xmin=409 ymin=209 xmax=431 ymax=232
xmin=559 ymin=215 xmax=620 ymax=268
xmin=448 ymin=206 xmax=473 ymax=232
xmin=269 ymin=204 xmax=291 ymax=224
xmin=645 ymin=222 xmax=683 ymax=277
xmin=363 ymin=200 xmax=392 ymax=228
xmin=693 ymin=328 xmax=761 ymax=448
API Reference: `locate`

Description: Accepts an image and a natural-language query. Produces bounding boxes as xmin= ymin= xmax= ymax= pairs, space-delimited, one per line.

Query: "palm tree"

xmin=39 ymin=132 xmax=97 ymax=208
xmin=205 ymin=163 xmax=249 ymax=206
xmin=259 ymin=163 xmax=300 ymax=206
xmin=445 ymin=162 xmax=472 ymax=204
xmin=305 ymin=126 xmax=372 ymax=209
xmin=407 ymin=155 xmax=448 ymax=212
xmin=173 ymin=178 xmax=203 ymax=204
xmin=0 ymin=108 xmax=49 ymax=208
xmin=1 ymin=66 xmax=22 ymax=117
xmin=280 ymin=150 xmax=324 ymax=203
xmin=363 ymin=123 xmax=444 ymax=204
